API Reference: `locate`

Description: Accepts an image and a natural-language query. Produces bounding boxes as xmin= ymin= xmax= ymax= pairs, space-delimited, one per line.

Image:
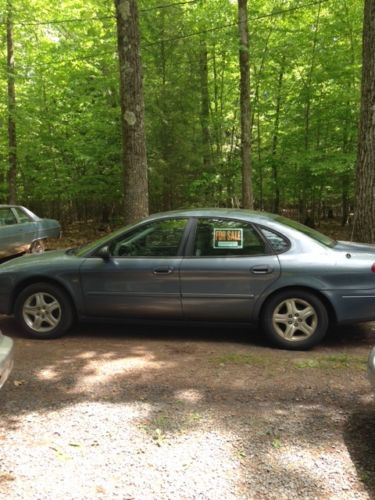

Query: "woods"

xmin=0 ymin=0 xmax=371 ymax=232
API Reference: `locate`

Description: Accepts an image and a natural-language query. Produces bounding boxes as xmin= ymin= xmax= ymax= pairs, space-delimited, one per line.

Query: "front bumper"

xmin=0 ymin=334 xmax=14 ymax=389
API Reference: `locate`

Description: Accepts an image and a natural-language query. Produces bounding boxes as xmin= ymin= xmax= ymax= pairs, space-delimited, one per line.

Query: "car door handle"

xmin=153 ymin=266 xmax=174 ymax=275
xmin=251 ymin=265 xmax=273 ymax=274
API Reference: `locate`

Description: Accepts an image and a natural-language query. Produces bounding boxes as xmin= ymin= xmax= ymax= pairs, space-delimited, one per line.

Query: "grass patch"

xmin=210 ymin=352 xmax=367 ymax=371
xmin=293 ymin=354 xmax=366 ymax=370
xmin=210 ymin=353 xmax=268 ymax=367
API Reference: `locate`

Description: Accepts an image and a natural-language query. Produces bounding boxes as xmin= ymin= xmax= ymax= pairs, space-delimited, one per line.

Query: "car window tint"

xmin=14 ymin=207 xmax=32 ymax=223
xmin=110 ymin=219 xmax=188 ymax=257
xmin=0 ymin=208 xmax=17 ymax=226
xmin=260 ymin=227 xmax=289 ymax=253
xmin=193 ymin=218 xmax=266 ymax=256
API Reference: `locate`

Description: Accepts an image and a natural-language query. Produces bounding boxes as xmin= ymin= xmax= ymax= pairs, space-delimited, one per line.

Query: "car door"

xmin=180 ymin=217 xmax=281 ymax=322
xmin=0 ymin=207 xmax=26 ymax=257
xmin=80 ymin=218 xmax=189 ymax=320
xmin=12 ymin=206 xmax=37 ymax=250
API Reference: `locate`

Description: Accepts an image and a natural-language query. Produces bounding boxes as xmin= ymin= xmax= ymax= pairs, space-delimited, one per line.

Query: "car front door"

xmin=0 ymin=207 xmax=27 ymax=257
xmin=80 ymin=218 xmax=189 ymax=320
xmin=12 ymin=206 xmax=37 ymax=251
xmin=180 ymin=218 xmax=281 ymax=322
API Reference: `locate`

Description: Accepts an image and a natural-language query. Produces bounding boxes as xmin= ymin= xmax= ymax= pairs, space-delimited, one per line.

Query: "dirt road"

xmin=0 ymin=318 xmax=374 ymax=499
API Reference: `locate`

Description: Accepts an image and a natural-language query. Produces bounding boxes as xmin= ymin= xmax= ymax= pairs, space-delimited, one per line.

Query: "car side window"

xmin=259 ymin=227 xmax=290 ymax=253
xmin=14 ymin=207 xmax=32 ymax=223
xmin=109 ymin=218 xmax=188 ymax=257
xmin=0 ymin=208 xmax=17 ymax=226
xmin=193 ymin=218 xmax=266 ymax=257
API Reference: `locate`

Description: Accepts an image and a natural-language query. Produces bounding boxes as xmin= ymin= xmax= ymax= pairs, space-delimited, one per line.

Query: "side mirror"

xmin=97 ymin=245 xmax=111 ymax=261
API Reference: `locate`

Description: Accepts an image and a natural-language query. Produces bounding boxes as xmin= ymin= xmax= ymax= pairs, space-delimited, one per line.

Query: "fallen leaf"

xmin=13 ymin=380 xmax=25 ymax=387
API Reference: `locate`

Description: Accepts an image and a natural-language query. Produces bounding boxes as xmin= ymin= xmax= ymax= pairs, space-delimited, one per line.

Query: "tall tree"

xmin=199 ymin=37 xmax=211 ymax=173
xmin=115 ymin=0 xmax=149 ymax=224
xmin=6 ymin=0 xmax=17 ymax=204
xmin=271 ymin=55 xmax=286 ymax=214
xmin=238 ymin=0 xmax=253 ymax=209
xmin=353 ymin=0 xmax=375 ymax=242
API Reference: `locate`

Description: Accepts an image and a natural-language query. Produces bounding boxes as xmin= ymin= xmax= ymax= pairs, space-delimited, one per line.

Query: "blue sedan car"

xmin=0 ymin=209 xmax=374 ymax=350
xmin=0 ymin=205 xmax=61 ymax=257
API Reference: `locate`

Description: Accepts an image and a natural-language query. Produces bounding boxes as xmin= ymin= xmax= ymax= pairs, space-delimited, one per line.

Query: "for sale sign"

xmin=213 ymin=228 xmax=243 ymax=249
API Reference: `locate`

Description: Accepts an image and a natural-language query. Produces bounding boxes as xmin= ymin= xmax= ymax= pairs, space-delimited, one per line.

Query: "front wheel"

xmin=261 ymin=290 xmax=329 ymax=350
xmin=15 ymin=283 xmax=74 ymax=339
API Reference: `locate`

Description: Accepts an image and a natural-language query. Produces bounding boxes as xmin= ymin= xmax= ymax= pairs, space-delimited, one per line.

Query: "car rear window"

xmin=274 ymin=215 xmax=336 ymax=247
xmin=259 ymin=227 xmax=290 ymax=253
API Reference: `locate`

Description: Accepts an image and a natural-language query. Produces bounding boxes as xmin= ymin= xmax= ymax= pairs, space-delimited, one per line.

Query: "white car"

xmin=0 ymin=331 xmax=13 ymax=389
xmin=369 ymin=346 xmax=375 ymax=394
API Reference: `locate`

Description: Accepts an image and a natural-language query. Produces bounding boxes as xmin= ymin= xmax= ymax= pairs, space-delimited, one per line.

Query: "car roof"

xmin=145 ymin=208 xmax=279 ymax=224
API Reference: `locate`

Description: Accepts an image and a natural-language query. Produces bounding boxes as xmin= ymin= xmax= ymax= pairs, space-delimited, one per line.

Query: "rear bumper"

xmin=323 ymin=289 xmax=375 ymax=323
xmin=0 ymin=334 xmax=14 ymax=389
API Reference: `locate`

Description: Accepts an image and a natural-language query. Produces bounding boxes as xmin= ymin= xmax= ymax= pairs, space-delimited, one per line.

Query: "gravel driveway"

xmin=0 ymin=317 xmax=374 ymax=499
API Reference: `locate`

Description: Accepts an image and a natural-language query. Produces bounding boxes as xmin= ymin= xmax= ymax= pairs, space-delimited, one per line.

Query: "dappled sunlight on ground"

xmin=174 ymin=389 xmax=203 ymax=403
xmin=0 ymin=401 xmax=241 ymax=499
xmin=70 ymin=354 xmax=176 ymax=392
xmin=0 ymin=317 xmax=374 ymax=497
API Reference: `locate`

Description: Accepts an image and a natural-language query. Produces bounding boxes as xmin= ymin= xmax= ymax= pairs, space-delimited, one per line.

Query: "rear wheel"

xmin=261 ymin=289 xmax=329 ymax=350
xmin=29 ymin=239 xmax=46 ymax=254
xmin=15 ymin=283 xmax=73 ymax=339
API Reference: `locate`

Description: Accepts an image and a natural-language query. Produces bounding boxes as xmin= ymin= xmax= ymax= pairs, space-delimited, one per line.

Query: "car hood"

xmin=0 ymin=249 xmax=74 ymax=270
xmin=335 ymin=241 xmax=375 ymax=254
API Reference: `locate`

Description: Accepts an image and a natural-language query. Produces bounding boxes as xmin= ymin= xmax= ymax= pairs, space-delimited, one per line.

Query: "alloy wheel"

xmin=22 ymin=292 xmax=62 ymax=333
xmin=272 ymin=298 xmax=318 ymax=341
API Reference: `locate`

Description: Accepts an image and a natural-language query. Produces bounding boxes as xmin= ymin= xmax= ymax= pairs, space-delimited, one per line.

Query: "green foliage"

xmin=0 ymin=0 xmax=363 ymax=221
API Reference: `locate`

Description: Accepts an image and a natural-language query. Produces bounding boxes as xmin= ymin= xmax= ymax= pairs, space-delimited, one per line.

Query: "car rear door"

xmin=179 ymin=217 xmax=281 ymax=322
xmin=80 ymin=218 xmax=190 ymax=320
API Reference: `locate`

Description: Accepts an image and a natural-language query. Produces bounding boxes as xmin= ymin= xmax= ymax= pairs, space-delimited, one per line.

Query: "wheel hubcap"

xmin=272 ymin=298 xmax=318 ymax=341
xmin=22 ymin=292 xmax=61 ymax=333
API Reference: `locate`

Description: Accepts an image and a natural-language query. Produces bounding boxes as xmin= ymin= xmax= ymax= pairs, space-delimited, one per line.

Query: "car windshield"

xmin=274 ymin=215 xmax=336 ymax=248
xmin=69 ymin=225 xmax=133 ymax=257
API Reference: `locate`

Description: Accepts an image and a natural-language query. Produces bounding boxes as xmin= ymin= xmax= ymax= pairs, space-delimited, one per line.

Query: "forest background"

xmin=0 ymin=0 xmax=365 ymax=229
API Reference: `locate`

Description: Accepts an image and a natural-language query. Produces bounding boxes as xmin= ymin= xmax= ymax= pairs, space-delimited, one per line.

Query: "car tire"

xmin=15 ymin=283 xmax=74 ymax=339
xmin=29 ymin=239 xmax=46 ymax=254
xmin=261 ymin=289 xmax=329 ymax=350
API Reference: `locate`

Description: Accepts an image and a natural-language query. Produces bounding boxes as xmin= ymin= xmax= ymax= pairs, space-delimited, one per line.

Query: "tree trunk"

xmin=158 ymin=11 xmax=173 ymax=212
xmin=354 ymin=0 xmax=375 ymax=242
xmin=114 ymin=0 xmax=148 ymax=224
xmin=7 ymin=0 xmax=17 ymax=204
xmin=300 ymin=1 xmax=321 ymax=223
xmin=238 ymin=0 xmax=253 ymax=209
xmin=271 ymin=56 xmax=285 ymax=214
xmin=199 ymin=38 xmax=211 ymax=174
xmin=252 ymin=24 xmax=273 ymax=211
xmin=304 ymin=1 xmax=321 ymax=151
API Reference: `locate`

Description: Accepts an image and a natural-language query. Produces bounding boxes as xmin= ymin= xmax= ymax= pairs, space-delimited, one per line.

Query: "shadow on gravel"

xmin=0 ymin=316 xmax=374 ymax=496
xmin=325 ymin=322 xmax=375 ymax=349
xmin=0 ymin=316 xmax=372 ymax=407
xmin=344 ymin=404 xmax=375 ymax=497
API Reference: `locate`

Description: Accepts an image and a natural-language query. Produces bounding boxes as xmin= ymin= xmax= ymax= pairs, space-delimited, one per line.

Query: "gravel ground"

xmin=0 ymin=317 xmax=374 ymax=499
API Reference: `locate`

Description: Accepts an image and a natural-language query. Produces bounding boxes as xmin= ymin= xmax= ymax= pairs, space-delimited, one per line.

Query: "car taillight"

xmin=371 ymin=263 xmax=375 ymax=273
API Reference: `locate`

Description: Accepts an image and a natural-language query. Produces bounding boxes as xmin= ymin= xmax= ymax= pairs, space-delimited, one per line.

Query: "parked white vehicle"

xmin=0 ymin=331 xmax=13 ymax=389
xmin=369 ymin=346 xmax=375 ymax=394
